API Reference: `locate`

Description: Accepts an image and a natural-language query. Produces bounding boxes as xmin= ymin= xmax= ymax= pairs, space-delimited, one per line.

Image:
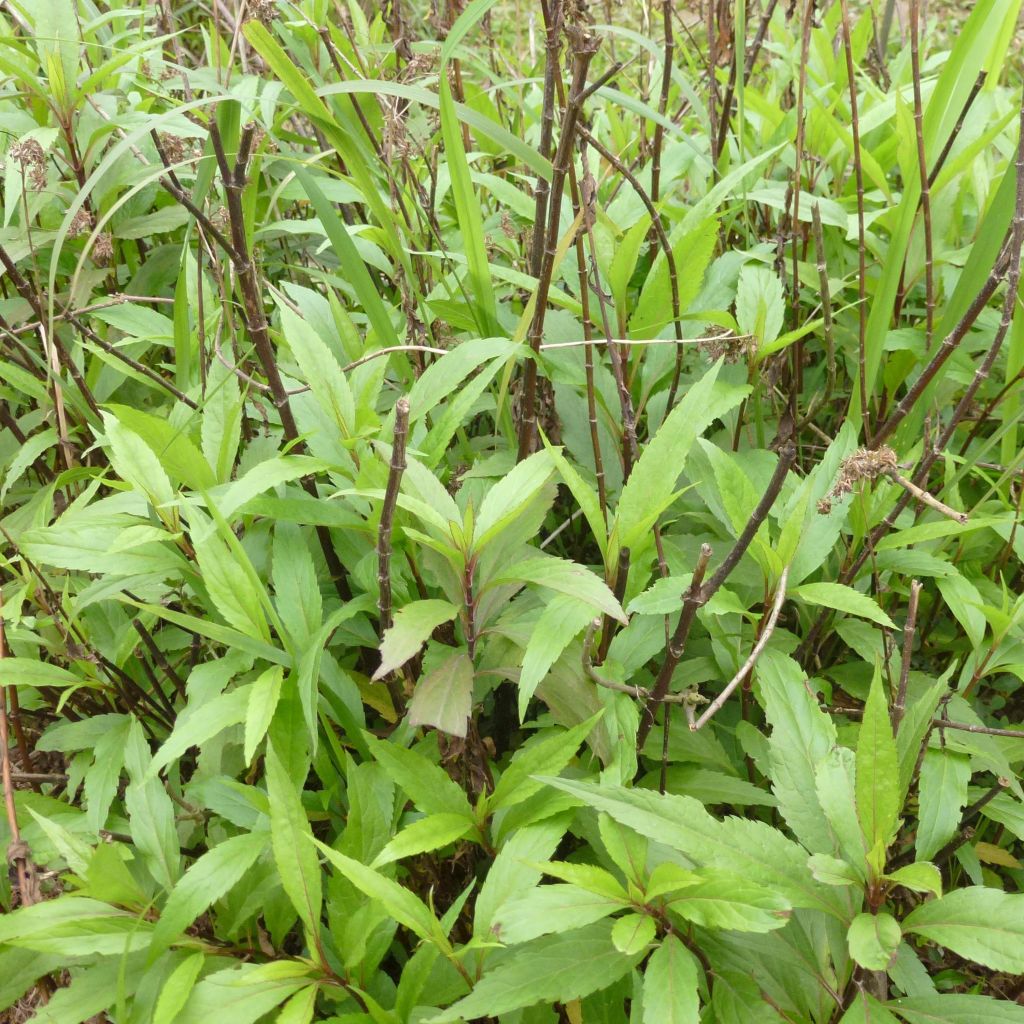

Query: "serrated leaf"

xmin=373 ymin=600 xmax=459 ymax=680
xmin=371 ymin=813 xmax=475 ymax=868
xmin=518 ymin=596 xmax=597 ymax=718
xmin=428 ymin=921 xmax=643 ymax=1022
xmin=886 ymin=862 xmax=942 ymax=898
xmin=266 ymin=740 xmax=322 ymax=945
xmin=407 ymin=651 xmax=474 ymax=738
xmin=495 ymin=884 xmax=625 ymax=944
xmin=643 ymin=933 xmax=699 ymax=1024
xmin=488 ymin=555 xmax=626 ymax=623
xmin=916 ymin=749 xmax=970 ymax=861
xmin=903 ymin=888 xmax=1024 ymax=973
xmin=150 ymin=832 xmax=267 ymax=957
xmin=489 ymin=712 xmax=602 ymax=811
xmin=856 ymin=669 xmax=900 ymax=852
xmin=364 ymin=733 xmax=474 ymax=818
xmin=792 ymin=583 xmax=896 ymax=629
xmin=314 ymin=840 xmax=444 ymax=946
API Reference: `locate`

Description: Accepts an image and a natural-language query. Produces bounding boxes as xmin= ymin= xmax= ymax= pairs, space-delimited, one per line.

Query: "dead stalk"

xmin=892 ymin=580 xmax=922 ymax=734
xmin=909 ymin=0 xmax=935 ymax=342
xmin=691 ymin=565 xmax=790 ymax=731
xmin=839 ymin=0 xmax=870 ymax=439
xmin=518 ymin=27 xmax=598 ymax=459
xmin=378 ymin=398 xmax=411 ymax=636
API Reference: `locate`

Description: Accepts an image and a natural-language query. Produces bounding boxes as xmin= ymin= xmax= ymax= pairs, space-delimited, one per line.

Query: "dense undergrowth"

xmin=1 ymin=0 xmax=1024 ymax=1020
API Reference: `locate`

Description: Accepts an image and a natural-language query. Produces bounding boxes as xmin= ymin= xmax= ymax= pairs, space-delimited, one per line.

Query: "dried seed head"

xmin=382 ymin=106 xmax=410 ymax=161
xmin=500 ymin=211 xmax=516 ymax=238
xmin=92 ymin=232 xmax=114 ymax=266
xmin=67 ymin=208 xmax=94 ymax=239
xmin=818 ymin=445 xmax=899 ymax=514
xmin=699 ymin=330 xmax=755 ymax=364
xmin=9 ymin=138 xmax=47 ymax=190
xmin=157 ymin=131 xmax=190 ymax=165
xmin=247 ymin=0 xmax=277 ymax=24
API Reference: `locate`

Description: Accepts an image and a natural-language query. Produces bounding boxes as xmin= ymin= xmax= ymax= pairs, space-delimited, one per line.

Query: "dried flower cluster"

xmin=8 ymin=138 xmax=47 ymax=191
xmin=817 ymin=445 xmax=899 ymax=514
xmin=699 ymin=329 xmax=756 ymax=364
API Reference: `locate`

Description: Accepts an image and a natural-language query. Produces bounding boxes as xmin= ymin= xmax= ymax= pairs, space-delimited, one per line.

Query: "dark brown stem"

xmin=932 ymin=777 xmax=1009 ymax=867
xmin=1 ymin=596 xmax=35 ymax=905
xmin=713 ymin=0 xmax=779 ymax=163
xmin=909 ymin=0 xmax=934 ymax=343
xmin=208 ymin=120 xmax=353 ymax=603
xmin=840 ymin=0 xmax=870 ymax=439
xmin=637 ymin=544 xmax=712 ymax=750
xmin=132 ymin=620 xmax=187 ymax=701
xmin=575 ymin=126 xmax=685 ymax=408
xmin=378 ymin=398 xmax=410 ymax=636
xmin=891 ymin=581 xmax=922 ymax=736
xmin=650 ymin=0 xmax=673 ymax=203
xmin=870 ymin=247 xmax=1008 ymax=448
xmin=518 ymin=27 xmax=598 ymax=459
xmin=797 ymin=204 xmax=837 ymax=428
xmin=597 ymin=546 xmax=630 ymax=664
xmin=928 ymin=72 xmax=987 ymax=188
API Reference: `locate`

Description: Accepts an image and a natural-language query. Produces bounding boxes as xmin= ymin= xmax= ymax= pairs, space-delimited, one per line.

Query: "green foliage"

xmin=1 ymin=0 xmax=1024 ymax=1021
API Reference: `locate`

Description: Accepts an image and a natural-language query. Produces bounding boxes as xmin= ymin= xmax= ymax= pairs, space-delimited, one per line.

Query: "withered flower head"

xmin=9 ymin=138 xmax=47 ymax=190
xmin=817 ymin=445 xmax=898 ymax=514
xmin=92 ymin=232 xmax=114 ymax=267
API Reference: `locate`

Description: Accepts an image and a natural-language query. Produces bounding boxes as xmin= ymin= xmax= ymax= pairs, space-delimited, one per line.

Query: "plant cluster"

xmin=1 ymin=0 xmax=1024 ymax=1022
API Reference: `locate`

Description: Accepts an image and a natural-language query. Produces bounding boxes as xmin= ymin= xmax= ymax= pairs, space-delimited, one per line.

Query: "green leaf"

xmin=758 ymin=649 xmax=837 ymax=854
xmin=540 ymin=778 xmax=847 ymax=918
xmin=489 ymin=713 xmax=602 ymax=811
xmin=629 ymin=217 xmax=718 ymax=338
xmin=373 ymin=600 xmax=459 ymax=680
xmin=292 ymin=166 xmax=399 ymax=348
xmin=428 ymin=921 xmax=643 ymax=1022
xmin=266 ymin=740 xmax=322 ymax=945
xmin=150 ymin=832 xmax=267 ymax=957
xmin=848 ymin=912 xmax=901 ymax=971
xmin=615 ymin=362 xmax=746 ymax=550
xmin=889 ymin=994 xmax=1024 ymax=1023
xmin=666 ymin=874 xmax=791 ymax=932
xmin=364 ymin=733 xmax=474 ymax=818
xmin=153 ymin=953 xmax=205 ymax=1024
xmin=518 ymin=596 xmax=597 ymax=718
xmin=473 ymin=817 xmax=569 ymax=937
xmin=611 ymin=912 xmax=657 ymax=955
xmin=856 ymin=669 xmax=900 ymax=852
xmin=192 ymin=526 xmax=270 ymax=642
xmin=148 ymin=685 xmax=252 ymax=778
xmin=407 ymin=651 xmax=475 ymax=738
xmin=916 ymin=750 xmax=970 ymax=861
xmin=277 ymin=301 xmax=355 ymax=437
xmin=438 ymin=73 xmax=500 ymax=336
xmin=371 ymin=813 xmax=475 ymax=868
xmin=245 ymin=666 xmax=284 ymax=764
xmin=885 ymin=862 xmax=942 ymax=899
xmin=174 ymin=962 xmax=312 ymax=1024
xmin=314 ymin=840 xmax=445 ymax=946
xmin=495 ymin=884 xmax=625 ymax=944
xmin=792 ymin=583 xmax=896 ymax=629
xmin=474 ymin=450 xmax=555 ymax=551
xmin=643 ymin=934 xmax=699 ymax=1024
xmin=736 ymin=263 xmax=784 ymax=351
xmin=124 ymin=720 xmax=180 ymax=891
xmin=903 ymin=888 xmax=1024 ymax=973
xmin=488 ymin=555 xmax=626 ymax=623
